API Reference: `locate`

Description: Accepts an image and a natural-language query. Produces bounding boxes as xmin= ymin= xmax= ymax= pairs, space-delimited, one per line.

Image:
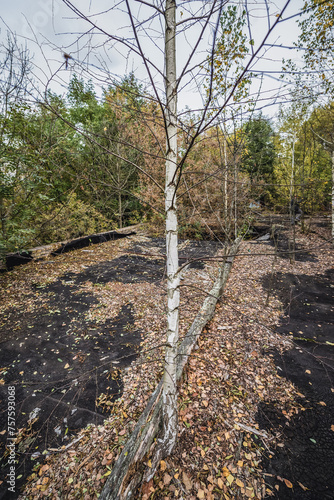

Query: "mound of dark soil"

xmin=0 ymin=261 xmax=143 ymax=498
xmin=259 ymin=269 xmax=334 ymax=499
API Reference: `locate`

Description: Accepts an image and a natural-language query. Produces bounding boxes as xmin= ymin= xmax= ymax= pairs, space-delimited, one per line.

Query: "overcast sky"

xmin=0 ymin=0 xmax=306 ymax=115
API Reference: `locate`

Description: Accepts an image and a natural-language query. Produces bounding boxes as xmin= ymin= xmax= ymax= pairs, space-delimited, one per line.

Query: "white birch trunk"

xmin=163 ymin=0 xmax=179 ymax=454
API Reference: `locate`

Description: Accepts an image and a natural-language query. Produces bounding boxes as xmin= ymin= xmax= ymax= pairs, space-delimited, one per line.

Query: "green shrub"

xmin=35 ymin=193 xmax=111 ymax=244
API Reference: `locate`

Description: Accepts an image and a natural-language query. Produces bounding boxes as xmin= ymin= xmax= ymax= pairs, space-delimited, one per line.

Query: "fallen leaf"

xmin=245 ymin=486 xmax=254 ymax=498
xmin=163 ymin=473 xmax=172 ymax=485
xmin=298 ymin=481 xmax=309 ymax=491
xmin=38 ymin=465 xmax=49 ymax=476
xmin=283 ymin=478 xmax=293 ymax=489
xmin=305 ymin=370 xmax=311 ymax=374
xmin=331 ymin=425 xmax=334 ymax=432
xmin=141 ymin=479 xmax=154 ymax=499
xmin=217 ymin=477 xmax=224 ymax=489
xmin=64 ymin=363 xmax=69 ymax=369
xmin=318 ymin=401 xmax=326 ymax=406
xmin=202 ymin=400 xmax=209 ymax=407
xmin=160 ymin=460 xmax=167 ymax=471
xmin=222 ymin=467 xmax=230 ymax=477
xmin=236 ymin=478 xmax=244 ymax=488
xmin=226 ymin=474 xmax=234 ymax=486
xmin=182 ymin=471 xmax=192 ymax=490
xmin=197 ymin=489 xmax=205 ymax=499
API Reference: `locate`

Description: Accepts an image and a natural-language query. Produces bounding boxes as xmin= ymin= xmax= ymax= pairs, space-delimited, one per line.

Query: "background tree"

xmin=241 ymin=113 xmax=276 ymax=201
xmin=298 ymin=0 xmax=334 ymax=96
xmin=0 ymin=33 xmax=33 ymax=257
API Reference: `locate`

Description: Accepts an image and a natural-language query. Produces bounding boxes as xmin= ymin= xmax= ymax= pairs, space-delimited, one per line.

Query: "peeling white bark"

xmin=163 ymin=0 xmax=179 ymax=455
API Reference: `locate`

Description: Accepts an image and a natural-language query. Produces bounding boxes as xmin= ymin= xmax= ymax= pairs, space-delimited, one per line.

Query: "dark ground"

xmin=0 ymin=264 xmax=144 ymax=499
xmin=0 ymin=237 xmax=221 ymax=499
xmin=259 ymin=248 xmax=334 ymax=498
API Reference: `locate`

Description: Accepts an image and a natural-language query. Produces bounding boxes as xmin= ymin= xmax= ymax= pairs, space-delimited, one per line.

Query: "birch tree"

xmin=49 ymin=0 xmax=297 ymax=458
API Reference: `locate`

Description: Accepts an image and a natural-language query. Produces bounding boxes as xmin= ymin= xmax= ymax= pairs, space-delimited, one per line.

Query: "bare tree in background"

xmin=0 ymin=33 xmax=32 ymax=256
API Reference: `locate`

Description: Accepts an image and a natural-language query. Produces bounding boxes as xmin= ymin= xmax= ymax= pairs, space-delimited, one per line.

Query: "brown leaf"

xmin=283 ymin=478 xmax=293 ymax=489
xmin=141 ymin=479 xmax=154 ymax=500
xmin=160 ymin=460 xmax=167 ymax=471
xmin=222 ymin=467 xmax=230 ymax=477
xmin=298 ymin=482 xmax=309 ymax=491
xmin=245 ymin=486 xmax=254 ymax=498
xmin=331 ymin=425 xmax=334 ymax=432
xmin=197 ymin=489 xmax=205 ymax=499
xmin=182 ymin=471 xmax=192 ymax=491
xmin=38 ymin=465 xmax=49 ymax=476
xmin=163 ymin=473 xmax=172 ymax=485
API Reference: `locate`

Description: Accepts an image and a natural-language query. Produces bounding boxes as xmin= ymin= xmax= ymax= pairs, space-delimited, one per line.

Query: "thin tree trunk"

xmin=332 ymin=150 xmax=334 ymax=243
xmin=163 ymin=0 xmax=179 ymax=455
xmin=223 ymin=135 xmax=228 ymax=223
xmin=0 ymin=196 xmax=6 ymax=263
xmin=118 ymin=190 xmax=123 ymax=229
xmin=289 ymin=133 xmax=296 ymax=263
xmin=234 ymin=157 xmax=238 ymax=239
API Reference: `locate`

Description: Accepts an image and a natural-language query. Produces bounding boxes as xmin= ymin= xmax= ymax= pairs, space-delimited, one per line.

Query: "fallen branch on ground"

xmin=99 ymin=237 xmax=242 ymax=500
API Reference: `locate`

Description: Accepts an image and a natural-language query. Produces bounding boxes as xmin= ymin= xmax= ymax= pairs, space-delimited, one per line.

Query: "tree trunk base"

xmin=99 ymin=237 xmax=242 ymax=500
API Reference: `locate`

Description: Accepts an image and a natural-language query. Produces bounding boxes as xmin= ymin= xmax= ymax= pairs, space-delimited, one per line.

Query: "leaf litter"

xmin=0 ymin=223 xmax=332 ymax=499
